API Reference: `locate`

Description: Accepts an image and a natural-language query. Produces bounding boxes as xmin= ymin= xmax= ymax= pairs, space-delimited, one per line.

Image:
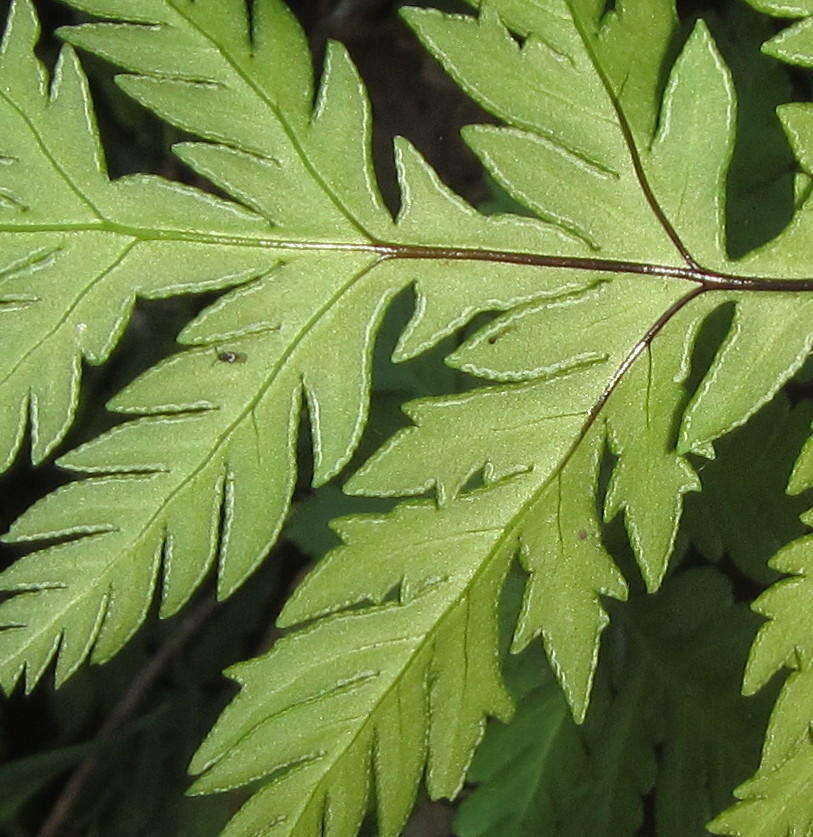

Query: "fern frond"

xmin=406 ymin=0 xmax=813 ymax=447
xmin=2 ymin=0 xmax=813 ymax=832
xmin=459 ymin=568 xmax=770 ymax=837
xmin=0 ymin=0 xmax=592 ymax=693
xmin=738 ymin=0 xmax=813 ymax=275
xmin=453 ymin=639 xmax=582 ymax=837
xmin=187 ymin=4 xmax=813 ymax=833
xmin=0 ymin=0 xmax=273 ymax=471
xmin=190 ymin=488 xmax=517 ymax=836
xmin=697 ymin=9 xmax=813 ymax=832
xmin=685 ymin=394 xmax=813 ymax=583
xmin=743 ymin=0 xmax=813 ymax=68
xmin=709 ymin=435 xmax=813 ymax=835
xmin=571 ymin=569 xmax=771 ymax=836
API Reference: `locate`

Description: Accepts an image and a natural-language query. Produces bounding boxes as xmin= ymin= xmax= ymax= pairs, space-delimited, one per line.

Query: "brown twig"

xmin=37 ymin=595 xmax=219 ymax=837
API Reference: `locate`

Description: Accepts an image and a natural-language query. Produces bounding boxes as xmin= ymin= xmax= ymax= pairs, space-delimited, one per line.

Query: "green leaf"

xmin=564 ymin=569 xmax=770 ymax=837
xmin=710 ymin=434 xmax=813 ymax=835
xmin=685 ymin=394 xmax=813 ymax=583
xmin=346 ymin=292 xmax=711 ymax=711
xmin=0 ymin=0 xmax=586 ymax=693
xmin=708 ymin=2 xmax=797 ymax=257
xmin=1 ymin=1 xmax=813 ymax=834
xmin=0 ymin=0 xmax=271 ymax=470
xmin=191 ymin=488 xmax=516 ymax=837
xmin=678 ymin=294 xmax=813 ymax=454
xmin=746 ymin=0 xmax=813 ymax=15
xmin=603 ymin=305 xmax=703 ymax=591
xmin=449 ymin=568 xmax=770 ymax=837
xmin=60 ymin=2 xmax=809 ymax=831
xmin=453 ymin=651 xmax=583 ymax=837
xmin=703 ymin=15 xmax=813 ymax=829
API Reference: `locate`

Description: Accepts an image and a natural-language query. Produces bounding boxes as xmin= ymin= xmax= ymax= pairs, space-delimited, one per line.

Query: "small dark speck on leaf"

xmin=577 ymin=529 xmax=588 ymax=541
xmin=217 ymin=350 xmax=247 ymax=364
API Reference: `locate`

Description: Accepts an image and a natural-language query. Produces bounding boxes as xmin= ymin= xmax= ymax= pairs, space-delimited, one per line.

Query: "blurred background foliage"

xmin=0 ymin=0 xmax=810 ymax=834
